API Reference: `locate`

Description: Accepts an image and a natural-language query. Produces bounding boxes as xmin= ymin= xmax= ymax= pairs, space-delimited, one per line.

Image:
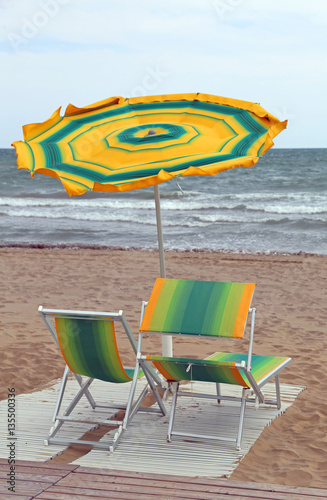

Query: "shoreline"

xmin=1 ymin=246 xmax=327 ymax=488
xmin=1 ymin=241 xmax=325 ymax=258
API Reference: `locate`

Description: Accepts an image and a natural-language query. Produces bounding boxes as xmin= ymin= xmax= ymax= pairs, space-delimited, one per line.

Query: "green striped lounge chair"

xmin=138 ymin=279 xmax=291 ymax=450
xmin=38 ymin=307 xmax=166 ymax=452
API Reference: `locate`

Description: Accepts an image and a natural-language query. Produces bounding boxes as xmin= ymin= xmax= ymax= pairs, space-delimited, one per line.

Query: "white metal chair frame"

xmin=39 ymin=306 xmax=166 ymax=452
xmin=138 ymin=302 xmax=291 ymax=450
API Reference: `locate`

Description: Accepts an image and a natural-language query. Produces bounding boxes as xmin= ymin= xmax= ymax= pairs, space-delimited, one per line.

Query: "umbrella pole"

xmin=154 ymin=185 xmax=166 ymax=279
xmin=154 ymin=185 xmax=173 ymax=357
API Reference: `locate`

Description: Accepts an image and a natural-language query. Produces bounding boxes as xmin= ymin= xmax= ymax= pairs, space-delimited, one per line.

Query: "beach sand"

xmin=1 ymin=246 xmax=327 ymax=488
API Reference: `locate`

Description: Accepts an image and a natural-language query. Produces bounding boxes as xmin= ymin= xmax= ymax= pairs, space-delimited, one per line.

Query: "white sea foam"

xmin=1 ymin=148 xmax=327 ymax=254
xmin=1 ymin=192 xmax=325 ymax=218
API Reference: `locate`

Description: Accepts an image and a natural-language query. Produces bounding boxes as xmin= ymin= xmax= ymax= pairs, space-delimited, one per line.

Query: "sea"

xmin=1 ymin=148 xmax=326 ymax=255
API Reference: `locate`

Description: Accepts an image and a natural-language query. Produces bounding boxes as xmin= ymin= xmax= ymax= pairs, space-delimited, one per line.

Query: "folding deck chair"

xmin=39 ymin=307 xmax=166 ymax=452
xmin=137 ymin=279 xmax=291 ymax=450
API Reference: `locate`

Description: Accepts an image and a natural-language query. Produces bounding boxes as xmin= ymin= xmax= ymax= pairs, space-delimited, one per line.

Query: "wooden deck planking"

xmin=33 ymin=479 xmax=325 ymax=500
xmin=74 ymin=466 xmax=327 ymax=498
xmin=0 ymin=459 xmax=78 ymax=500
xmin=0 ymin=460 xmax=326 ymax=500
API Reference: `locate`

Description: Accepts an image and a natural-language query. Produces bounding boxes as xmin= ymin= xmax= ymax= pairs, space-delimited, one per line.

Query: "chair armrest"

xmin=146 ymin=355 xmax=241 ymax=368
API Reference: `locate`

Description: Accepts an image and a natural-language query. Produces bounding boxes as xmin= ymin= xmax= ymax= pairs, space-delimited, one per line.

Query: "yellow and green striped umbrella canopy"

xmin=12 ymin=93 xmax=287 ymax=196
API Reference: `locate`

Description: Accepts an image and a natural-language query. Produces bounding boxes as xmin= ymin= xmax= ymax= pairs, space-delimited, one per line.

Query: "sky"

xmin=1 ymin=0 xmax=326 ymax=149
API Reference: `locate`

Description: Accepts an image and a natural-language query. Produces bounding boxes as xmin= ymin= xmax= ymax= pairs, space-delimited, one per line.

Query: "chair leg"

xmin=122 ymin=360 xmax=141 ymax=431
xmin=111 ymin=370 xmax=149 ymax=452
xmin=52 ymin=366 xmax=70 ymax=422
xmin=167 ymin=383 xmax=179 ymax=443
xmin=63 ymin=377 xmax=94 ymax=418
xmin=126 ymin=384 xmax=150 ymax=424
xmin=73 ymin=372 xmax=96 ymax=408
xmin=46 ymin=376 xmax=95 ymax=443
xmin=140 ymin=360 xmax=166 ymax=416
xmin=112 ymin=359 xmax=164 ymax=452
xmin=275 ymin=374 xmax=281 ymax=410
xmin=236 ymin=388 xmax=247 ymax=450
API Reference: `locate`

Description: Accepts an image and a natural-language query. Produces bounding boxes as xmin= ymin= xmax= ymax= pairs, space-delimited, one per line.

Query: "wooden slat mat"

xmin=0 ymin=377 xmax=147 ymax=462
xmin=0 ymin=378 xmax=304 ymax=478
xmin=73 ymin=381 xmax=304 ymax=478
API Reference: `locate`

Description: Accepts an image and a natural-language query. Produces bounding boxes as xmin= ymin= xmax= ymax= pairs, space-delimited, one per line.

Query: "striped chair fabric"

xmin=56 ymin=317 xmax=142 ymax=383
xmin=147 ymin=352 xmax=290 ymax=387
xmin=140 ymin=278 xmax=255 ymax=338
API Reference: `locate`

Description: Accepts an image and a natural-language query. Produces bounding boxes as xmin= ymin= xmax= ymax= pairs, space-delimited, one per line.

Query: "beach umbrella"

xmin=12 ymin=93 xmax=287 ymax=355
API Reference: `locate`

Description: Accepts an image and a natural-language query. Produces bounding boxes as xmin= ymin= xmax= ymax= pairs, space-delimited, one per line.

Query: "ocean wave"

xmin=1 ymin=191 xmax=325 ymax=215
xmin=0 ymin=196 xmax=154 ymax=210
xmin=4 ymin=206 xmax=326 ymax=230
xmin=0 ymin=208 xmax=157 ymax=225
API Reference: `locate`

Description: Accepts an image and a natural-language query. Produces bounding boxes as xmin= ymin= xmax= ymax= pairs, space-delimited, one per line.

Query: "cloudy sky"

xmin=1 ymin=0 xmax=326 ymax=148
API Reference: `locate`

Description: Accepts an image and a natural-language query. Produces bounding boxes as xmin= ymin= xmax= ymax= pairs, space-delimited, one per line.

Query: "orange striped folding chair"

xmin=138 ymin=279 xmax=291 ymax=450
xmin=38 ymin=307 xmax=166 ymax=452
